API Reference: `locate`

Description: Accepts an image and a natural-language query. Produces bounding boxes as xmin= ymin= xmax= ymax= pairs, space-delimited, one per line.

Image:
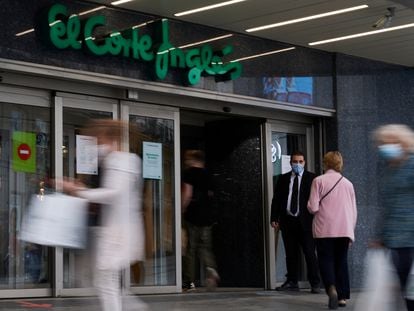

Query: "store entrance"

xmin=180 ymin=111 xmax=265 ymax=288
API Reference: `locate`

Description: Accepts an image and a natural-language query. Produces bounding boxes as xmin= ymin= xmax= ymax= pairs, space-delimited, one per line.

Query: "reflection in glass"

xmin=129 ymin=115 xmax=176 ymax=286
xmin=263 ymin=77 xmax=313 ymax=105
xmin=0 ymin=102 xmax=51 ymax=289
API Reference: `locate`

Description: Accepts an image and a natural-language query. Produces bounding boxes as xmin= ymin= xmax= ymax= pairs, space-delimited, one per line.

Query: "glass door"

xmin=0 ymin=85 xmax=52 ymax=298
xmin=56 ymin=93 xmax=117 ymax=296
xmin=121 ymin=101 xmax=180 ymax=294
xmin=264 ymin=121 xmax=314 ymax=290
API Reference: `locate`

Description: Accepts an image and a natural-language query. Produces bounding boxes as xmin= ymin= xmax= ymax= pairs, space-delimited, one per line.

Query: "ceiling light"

xmin=111 ymin=0 xmax=134 ymax=5
xmin=15 ymin=5 xmax=106 ymax=37
xmin=230 ymin=47 xmax=295 ymax=63
xmin=78 ymin=6 xmax=106 ymax=16
xmin=16 ymin=28 xmax=35 ymax=37
xmin=309 ymin=22 xmax=414 ymax=46
xmin=132 ymin=20 xmax=155 ymax=29
xmin=179 ymin=34 xmax=233 ymax=49
xmin=246 ymin=5 xmax=369 ymax=32
xmin=175 ymin=0 xmax=247 ymax=17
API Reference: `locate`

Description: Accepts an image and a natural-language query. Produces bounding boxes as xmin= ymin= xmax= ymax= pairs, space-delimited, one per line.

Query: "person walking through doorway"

xmin=270 ymin=151 xmax=320 ymax=293
xmin=181 ymin=150 xmax=220 ymax=292
xmin=61 ymin=119 xmax=146 ymax=311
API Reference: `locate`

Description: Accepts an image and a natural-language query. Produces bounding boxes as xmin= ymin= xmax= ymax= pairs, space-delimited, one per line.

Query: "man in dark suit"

xmin=270 ymin=151 xmax=320 ymax=293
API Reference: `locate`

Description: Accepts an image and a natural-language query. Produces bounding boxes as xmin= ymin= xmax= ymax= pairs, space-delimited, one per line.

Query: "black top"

xmin=270 ymin=170 xmax=316 ymax=231
xmin=182 ymin=167 xmax=215 ymax=226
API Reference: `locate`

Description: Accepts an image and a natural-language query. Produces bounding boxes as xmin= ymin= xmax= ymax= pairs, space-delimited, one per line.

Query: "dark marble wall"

xmin=330 ymin=53 xmax=414 ymax=288
xmin=206 ymin=119 xmax=264 ymax=287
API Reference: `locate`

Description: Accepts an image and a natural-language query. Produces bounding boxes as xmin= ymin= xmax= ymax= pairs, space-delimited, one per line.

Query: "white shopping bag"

xmin=354 ymin=248 xmax=401 ymax=311
xmin=20 ymin=193 xmax=88 ymax=249
xmin=407 ymin=262 xmax=414 ymax=300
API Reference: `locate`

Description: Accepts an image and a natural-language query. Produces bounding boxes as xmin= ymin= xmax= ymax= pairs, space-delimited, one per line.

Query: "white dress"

xmin=78 ymin=151 xmax=145 ymax=270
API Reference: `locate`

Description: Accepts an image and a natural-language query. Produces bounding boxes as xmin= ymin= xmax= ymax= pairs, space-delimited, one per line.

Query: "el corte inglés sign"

xmin=41 ymin=4 xmax=242 ymax=85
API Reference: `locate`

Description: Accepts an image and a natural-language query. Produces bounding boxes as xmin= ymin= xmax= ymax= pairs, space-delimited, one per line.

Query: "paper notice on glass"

xmin=281 ymin=155 xmax=292 ymax=174
xmin=76 ymin=135 xmax=98 ymax=175
xmin=143 ymin=142 xmax=162 ymax=180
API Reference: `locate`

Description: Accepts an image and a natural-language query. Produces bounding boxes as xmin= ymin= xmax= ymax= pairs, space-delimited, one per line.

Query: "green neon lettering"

xmin=43 ymin=4 xmax=242 ymax=85
xmin=155 ymin=44 xmax=171 ymax=80
xmin=185 ymin=49 xmax=201 ymax=68
xmin=155 ymin=20 xmax=173 ymax=80
xmin=84 ymin=15 xmax=108 ymax=55
xmin=124 ymin=29 xmax=154 ymax=61
xmin=188 ymin=67 xmax=202 ymax=85
xmin=108 ymin=33 xmax=125 ymax=55
xmin=48 ymin=4 xmax=81 ymax=49
xmin=170 ymin=49 xmax=185 ymax=68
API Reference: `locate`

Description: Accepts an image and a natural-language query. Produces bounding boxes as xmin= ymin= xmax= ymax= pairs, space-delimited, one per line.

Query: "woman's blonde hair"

xmin=82 ymin=119 xmax=126 ymax=143
xmin=372 ymin=124 xmax=414 ymax=153
xmin=323 ymin=151 xmax=343 ymax=173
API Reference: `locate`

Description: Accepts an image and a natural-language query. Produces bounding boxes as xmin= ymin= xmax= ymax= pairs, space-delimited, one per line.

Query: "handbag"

xmin=319 ymin=176 xmax=343 ymax=203
xmin=20 ymin=193 xmax=88 ymax=249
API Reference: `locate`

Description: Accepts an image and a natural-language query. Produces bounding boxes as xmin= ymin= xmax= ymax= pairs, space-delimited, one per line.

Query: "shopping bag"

xmin=20 ymin=193 xmax=88 ymax=249
xmin=406 ymin=261 xmax=414 ymax=300
xmin=353 ymin=248 xmax=400 ymax=311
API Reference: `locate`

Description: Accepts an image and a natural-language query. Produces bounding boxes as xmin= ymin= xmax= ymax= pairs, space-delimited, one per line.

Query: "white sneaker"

xmin=183 ymin=282 xmax=196 ymax=292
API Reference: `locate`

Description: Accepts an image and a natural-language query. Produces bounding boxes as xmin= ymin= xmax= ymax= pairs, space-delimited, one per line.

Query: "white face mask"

xmin=97 ymin=144 xmax=111 ymax=160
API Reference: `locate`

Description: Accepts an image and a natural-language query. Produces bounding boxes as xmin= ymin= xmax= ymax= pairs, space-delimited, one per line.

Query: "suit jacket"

xmin=270 ymin=170 xmax=316 ymax=231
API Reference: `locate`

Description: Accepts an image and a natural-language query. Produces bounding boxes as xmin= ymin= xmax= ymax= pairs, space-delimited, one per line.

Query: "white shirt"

xmin=287 ymin=170 xmax=303 ymax=217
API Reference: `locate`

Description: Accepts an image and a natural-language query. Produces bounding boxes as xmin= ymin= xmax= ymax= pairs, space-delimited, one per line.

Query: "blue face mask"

xmin=291 ymin=163 xmax=304 ymax=175
xmin=378 ymin=144 xmax=404 ymax=160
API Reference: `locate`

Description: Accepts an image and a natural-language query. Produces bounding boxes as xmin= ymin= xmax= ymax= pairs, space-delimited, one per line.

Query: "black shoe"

xmin=275 ymin=280 xmax=299 ymax=291
xmin=311 ymin=286 xmax=321 ymax=294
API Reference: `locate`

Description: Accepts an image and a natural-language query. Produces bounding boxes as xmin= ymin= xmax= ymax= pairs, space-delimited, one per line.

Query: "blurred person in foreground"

xmin=181 ymin=150 xmax=219 ymax=292
xmin=307 ymin=151 xmax=357 ymax=309
xmin=372 ymin=124 xmax=414 ymax=311
xmin=270 ymin=151 xmax=321 ymax=293
xmin=62 ymin=119 xmax=146 ymax=311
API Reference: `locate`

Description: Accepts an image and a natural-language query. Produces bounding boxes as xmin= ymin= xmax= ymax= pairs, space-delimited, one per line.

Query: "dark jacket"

xmin=270 ymin=170 xmax=316 ymax=231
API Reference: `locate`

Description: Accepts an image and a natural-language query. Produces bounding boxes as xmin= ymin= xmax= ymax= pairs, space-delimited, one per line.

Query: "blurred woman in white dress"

xmin=63 ymin=119 xmax=145 ymax=311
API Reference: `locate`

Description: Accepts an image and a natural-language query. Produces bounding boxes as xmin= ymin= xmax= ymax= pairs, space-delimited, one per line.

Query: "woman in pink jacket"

xmin=307 ymin=151 xmax=357 ymax=310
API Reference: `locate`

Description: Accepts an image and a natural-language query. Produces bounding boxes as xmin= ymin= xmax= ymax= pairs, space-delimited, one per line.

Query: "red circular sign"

xmin=17 ymin=143 xmax=31 ymax=161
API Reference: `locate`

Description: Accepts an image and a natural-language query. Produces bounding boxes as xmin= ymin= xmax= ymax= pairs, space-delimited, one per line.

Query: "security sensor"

xmin=223 ymin=107 xmax=232 ymax=113
xmin=372 ymin=7 xmax=395 ymax=29
xmin=372 ymin=16 xmax=388 ymax=28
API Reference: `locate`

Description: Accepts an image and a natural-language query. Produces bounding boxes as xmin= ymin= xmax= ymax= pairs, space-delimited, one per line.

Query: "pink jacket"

xmin=307 ymin=170 xmax=357 ymax=241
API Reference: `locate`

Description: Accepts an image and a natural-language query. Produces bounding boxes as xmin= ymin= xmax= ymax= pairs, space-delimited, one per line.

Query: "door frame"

xmin=55 ymin=92 xmax=118 ymax=297
xmin=121 ymin=101 xmax=182 ymax=294
xmin=263 ymin=120 xmax=314 ymax=290
xmin=0 ymin=84 xmax=52 ymax=298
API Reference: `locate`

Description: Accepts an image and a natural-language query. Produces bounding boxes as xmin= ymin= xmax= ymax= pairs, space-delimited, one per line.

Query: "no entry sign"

xmin=13 ymin=132 xmax=36 ymax=173
xmin=17 ymin=143 xmax=32 ymax=161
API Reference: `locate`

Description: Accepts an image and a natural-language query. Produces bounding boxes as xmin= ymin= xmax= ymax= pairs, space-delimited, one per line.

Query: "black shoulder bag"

xmin=319 ymin=176 xmax=344 ymax=204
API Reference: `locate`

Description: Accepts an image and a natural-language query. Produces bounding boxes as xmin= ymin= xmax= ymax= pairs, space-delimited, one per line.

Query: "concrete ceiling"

xmin=87 ymin=0 xmax=414 ymax=67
